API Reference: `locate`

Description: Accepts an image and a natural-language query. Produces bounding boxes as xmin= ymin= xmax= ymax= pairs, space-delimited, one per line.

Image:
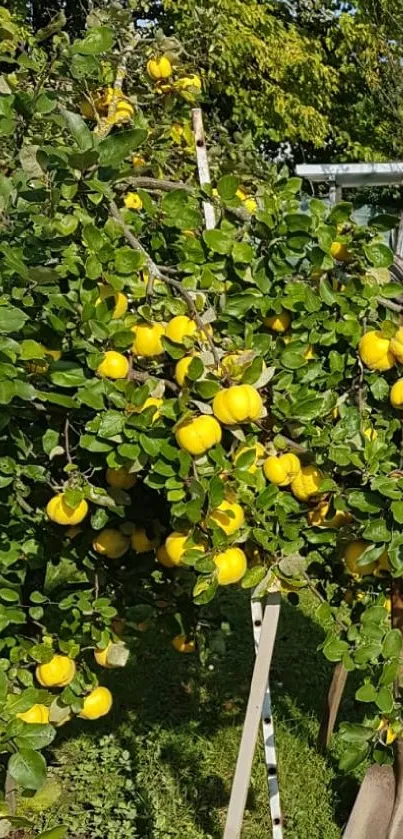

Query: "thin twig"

xmin=302 ymin=572 xmax=348 ymax=633
xmin=129 ymin=368 xmax=179 ymax=393
xmin=115 ymin=177 xmax=249 ymax=221
xmin=109 ymin=200 xmax=221 ymax=367
xmin=378 ymin=297 xmax=403 ymax=313
xmin=64 ymin=418 xmax=73 ymax=464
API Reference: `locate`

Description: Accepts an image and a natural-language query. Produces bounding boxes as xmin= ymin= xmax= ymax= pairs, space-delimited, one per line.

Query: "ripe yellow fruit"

xmin=132 ymin=155 xmax=146 ymax=167
xmin=390 ymin=327 xmax=403 ymax=363
xmin=132 ymin=397 xmax=163 ymax=423
xmin=171 ymin=635 xmax=195 ymax=653
xmin=94 ymin=643 xmax=113 ymax=668
xmin=343 ymin=541 xmax=378 ymax=576
xmin=131 ymin=322 xmax=165 ymax=357
xmin=236 ymin=188 xmax=257 ymax=214
xmin=263 ymin=454 xmax=301 ymax=486
xmin=80 ymin=686 xmax=112 ymax=720
xmin=165 ymin=531 xmax=206 ymax=565
xmin=303 ymin=345 xmax=315 ymax=360
xmin=96 ymin=286 xmax=128 ymax=320
xmin=291 ymin=465 xmax=323 ymax=501
xmin=46 ymin=494 xmax=88 ymax=526
xmin=156 ymin=544 xmax=175 ymax=568
xmin=214 ymin=547 xmax=247 ymax=585
xmin=330 ymin=241 xmax=352 ymax=262
xmin=147 ymin=56 xmax=172 ymax=80
xmin=36 ymin=655 xmax=76 ymax=688
xmin=307 ymin=500 xmax=352 ymax=529
xmin=124 ymin=192 xmax=143 ymax=210
xmin=209 ymin=499 xmax=245 ymax=535
xmin=358 ymin=331 xmax=395 ymax=372
xmin=220 ymin=352 xmax=264 ymax=381
xmin=174 ymin=74 xmax=201 ymax=91
xmin=113 ymin=100 xmax=134 ymax=123
xmin=175 ymin=415 xmax=222 ymax=456
xmin=39 ymin=345 xmax=62 ymax=362
xmin=17 ymin=704 xmax=50 ymax=724
xmin=263 ymin=311 xmax=291 ymax=332
xmin=166 ymin=315 xmax=197 ymax=344
xmin=106 ymin=466 xmax=136 ymax=490
xmin=92 ymin=529 xmax=130 ymax=559
xmin=131 ymin=528 xmax=157 ymax=553
xmin=364 ymin=427 xmax=377 ymax=441
xmin=175 ymin=355 xmax=196 ymax=386
xmin=212 ymin=385 xmax=263 ymax=425
xmin=384 ymin=597 xmax=392 ymax=614
xmin=233 ymin=442 xmax=265 ymax=473
xmin=390 ymin=380 xmax=403 ymax=409
xmin=97 ymin=351 xmax=129 ymax=379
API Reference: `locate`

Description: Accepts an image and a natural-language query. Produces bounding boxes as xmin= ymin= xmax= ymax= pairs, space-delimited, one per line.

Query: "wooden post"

xmin=223 ymin=594 xmax=281 ymax=839
xmin=192 ymin=108 xmax=216 ymax=230
xmin=317 ymin=662 xmax=348 ymax=753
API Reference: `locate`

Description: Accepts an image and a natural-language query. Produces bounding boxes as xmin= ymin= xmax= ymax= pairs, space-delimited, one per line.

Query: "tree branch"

xmin=129 ymin=368 xmax=179 ymax=393
xmin=109 ymin=200 xmax=221 ymax=367
xmin=64 ymin=417 xmax=72 ymax=464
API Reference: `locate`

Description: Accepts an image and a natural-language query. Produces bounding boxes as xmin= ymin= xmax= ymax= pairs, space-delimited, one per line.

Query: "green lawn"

xmin=24 ymin=591 xmax=364 ymax=838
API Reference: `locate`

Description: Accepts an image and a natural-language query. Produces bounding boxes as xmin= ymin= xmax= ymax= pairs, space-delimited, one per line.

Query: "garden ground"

xmin=22 ymin=592 xmax=366 ymax=839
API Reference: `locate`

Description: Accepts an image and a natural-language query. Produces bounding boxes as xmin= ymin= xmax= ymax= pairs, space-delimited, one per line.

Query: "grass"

xmin=25 ymin=590 xmax=365 ymax=839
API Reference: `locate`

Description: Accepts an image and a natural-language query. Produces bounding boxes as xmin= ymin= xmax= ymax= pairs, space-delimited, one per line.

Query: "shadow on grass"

xmin=52 ymin=590 xmax=361 ymax=838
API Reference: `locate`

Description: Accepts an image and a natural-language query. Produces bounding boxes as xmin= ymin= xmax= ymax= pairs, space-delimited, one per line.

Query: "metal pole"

xmin=252 ymin=595 xmax=283 ymax=839
xmin=223 ymin=592 xmax=281 ymax=839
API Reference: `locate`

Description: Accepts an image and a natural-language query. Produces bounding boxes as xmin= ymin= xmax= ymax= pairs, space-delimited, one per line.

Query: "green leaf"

xmin=370 ymin=377 xmax=390 ymax=401
xmin=323 ymin=637 xmax=349 ymax=662
xmin=232 ymin=242 xmax=254 ymax=263
xmin=0 ymin=305 xmax=28 ymax=334
xmin=0 ymin=669 xmax=8 ymax=704
xmin=14 ymin=723 xmax=56 ymax=751
xmin=391 ymin=501 xmax=403 ymax=524
xmin=339 ymin=745 xmax=368 ymax=772
xmin=209 ymin=475 xmax=225 ymax=508
xmin=217 ymin=175 xmax=239 ymax=200
xmin=203 ymin=229 xmax=233 ymax=255
xmin=37 ymin=828 xmax=67 ymax=839
xmin=8 ymin=749 xmax=46 ymax=790
xmin=355 ymin=682 xmax=377 ymax=703
xmin=382 ymin=629 xmax=402 ymax=659
xmin=364 ymin=242 xmax=394 ymax=268
xmin=42 ymin=429 xmax=59 ymax=456
xmin=375 ymin=686 xmax=394 ymax=714
xmin=348 ymin=491 xmax=383 ymax=513
xmin=49 ymin=363 xmax=86 ymax=388
xmin=362 ymin=520 xmax=391 ymax=542
xmin=98 ymin=129 xmax=147 ymax=167
xmin=115 ymin=247 xmax=144 ymax=274
xmin=72 ymin=26 xmax=114 ymax=55
xmin=380 ymin=660 xmax=400 ymax=686
xmin=241 ymin=566 xmax=266 ymax=589
xmin=59 ymin=108 xmax=93 ymax=152
xmin=338 ymin=722 xmax=373 ymax=743
xmin=319 ymin=277 xmax=338 ymax=306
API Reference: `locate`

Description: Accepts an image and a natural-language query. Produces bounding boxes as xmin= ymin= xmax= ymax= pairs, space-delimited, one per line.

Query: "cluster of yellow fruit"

xmin=158 ymin=531 xmax=247 ymax=586
xmin=146 ymin=55 xmax=202 ymax=98
xmin=80 ymin=86 xmax=134 ymax=124
xmin=17 ymin=655 xmax=113 ymax=725
xmin=359 ymin=328 xmax=403 ymax=410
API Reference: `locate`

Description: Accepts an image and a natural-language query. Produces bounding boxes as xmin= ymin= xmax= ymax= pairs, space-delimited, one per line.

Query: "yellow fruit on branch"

xmin=124 ymin=192 xmax=143 ymax=210
xmin=390 ymin=380 xmax=403 ymax=409
xmin=209 ymin=499 xmax=245 ymax=535
xmin=131 ymin=397 xmax=163 ymax=423
xmin=165 ymin=531 xmax=206 ymax=565
xmin=307 ymin=500 xmax=352 ymax=529
xmin=263 ymin=453 xmax=301 ymax=487
xmin=330 ymin=241 xmax=352 ymax=262
xmin=233 ymin=442 xmax=265 ymax=473
xmin=96 ymin=286 xmax=128 ymax=320
xmin=235 ymin=187 xmax=257 ymax=214
xmin=147 ymin=56 xmax=173 ymax=80
xmin=92 ymin=528 xmax=130 ymax=559
xmin=165 ymin=315 xmax=197 ymax=344
xmin=132 ymin=155 xmax=146 ymax=167
xmin=131 ymin=322 xmax=165 ymax=357
xmin=106 ymin=466 xmax=136 ymax=490
xmin=36 ymin=655 xmax=76 ymax=688
xmin=390 ymin=327 xmax=403 ymax=363
xmin=173 ymin=74 xmax=201 ymax=91
xmin=17 ymin=704 xmax=50 ymax=724
xmin=214 ymin=547 xmax=247 ymax=585
xmin=156 ymin=544 xmax=176 ymax=568
xmin=358 ymin=331 xmax=395 ymax=372
xmin=47 ymin=494 xmax=88 ymax=526
xmin=96 ymin=351 xmax=129 ymax=379
xmin=171 ymin=635 xmax=195 ymax=653
xmin=290 ymin=464 xmax=323 ymax=502
xmin=343 ymin=541 xmax=380 ymax=577
xmin=212 ymin=384 xmax=263 ymax=425
xmin=112 ymin=100 xmax=134 ymax=123
xmin=263 ymin=311 xmax=291 ymax=332
xmin=220 ymin=351 xmax=264 ymax=381
xmin=175 ymin=355 xmax=197 ymax=386
xmin=79 ymin=686 xmax=112 ymax=720
xmin=175 ymin=415 xmax=222 ymax=456
xmin=131 ymin=527 xmax=158 ymax=553
xmin=94 ymin=642 xmax=114 ymax=668
xmin=363 ymin=427 xmax=377 ymax=441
